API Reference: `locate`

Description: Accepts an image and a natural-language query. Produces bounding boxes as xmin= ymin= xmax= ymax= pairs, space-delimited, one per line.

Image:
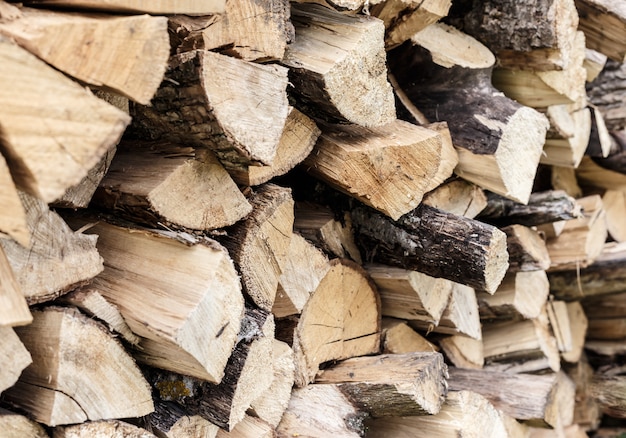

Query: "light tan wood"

xmin=575 ymin=0 xmax=626 ymax=62
xmin=565 ymin=357 xmax=601 ymax=431
xmin=0 ymin=151 xmax=28 ymax=247
xmin=0 ymin=244 xmax=30 ymax=327
xmin=551 ymin=165 xmax=583 ymax=198
xmin=216 ymin=415 xmax=275 ymax=438
xmin=5 ymin=307 xmax=153 ymax=427
xmin=500 ymin=412 xmax=531 ymax=438
xmin=1 ymin=192 xmax=103 ymax=305
xmin=381 ymin=318 xmax=438 ymax=354
xmin=423 ymin=122 xmax=459 ymax=192
xmin=422 ymin=179 xmax=487 ymax=219
xmin=560 ymin=301 xmax=588 ymax=363
xmin=601 ymin=189 xmax=626 ymax=242
xmin=584 ymin=48 xmax=608 ymax=81
xmin=23 ymin=0 xmax=226 ymax=14
xmin=577 ymin=155 xmax=626 ymax=192
xmin=0 ymin=407 xmax=48 ymax=438
xmin=546 ymin=300 xmax=572 ymax=355
xmin=158 ymin=414 xmax=219 ymax=438
xmin=438 ymin=335 xmax=484 ymax=369
xmin=536 ymin=221 xmax=567 ymax=239
xmin=0 ymin=326 xmax=31 ymax=393
xmin=591 ymin=374 xmax=626 ymax=418
xmin=502 ymin=224 xmax=552 ymax=272
xmin=53 ymin=420 xmax=156 ymax=438
xmin=542 ymin=104 xmax=592 ymax=167
xmin=0 ymin=6 xmax=169 ymax=104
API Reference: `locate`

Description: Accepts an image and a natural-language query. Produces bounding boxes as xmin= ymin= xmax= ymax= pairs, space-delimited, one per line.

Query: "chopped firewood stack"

xmin=3 ymin=0 xmax=626 ymax=436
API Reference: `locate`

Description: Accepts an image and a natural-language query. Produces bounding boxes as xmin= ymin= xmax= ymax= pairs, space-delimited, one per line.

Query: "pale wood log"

xmin=0 ymin=36 xmax=130 ymax=203
xmin=0 ymin=407 xmax=48 ymax=438
xmin=215 ymin=415 xmax=275 ymax=438
xmin=584 ymin=49 xmax=608 ymax=81
xmin=551 ymin=165 xmax=583 ymax=198
xmin=365 ymin=390 xmax=508 ymax=438
xmin=74 ymin=219 xmax=244 ymax=383
xmin=527 ymin=424 xmax=587 ymax=438
xmin=575 ymin=0 xmax=626 ymax=62
xmin=536 ymin=221 xmax=567 ymax=239
xmin=292 ymin=259 xmax=381 ymax=386
xmin=590 ymin=374 xmax=626 ymax=418
xmin=501 ymin=413 xmax=531 ymax=438
xmin=0 ymin=5 xmax=168 ymax=104
xmin=22 ymin=0 xmax=226 ymax=14
xmin=586 ymin=104 xmax=612 ymax=157
xmin=0 ymin=244 xmax=30 ymax=327
xmin=564 ymin=357 xmax=601 ymax=431
xmin=275 ymin=384 xmax=365 ymax=438
xmin=169 ymin=0 xmax=293 ymax=62
xmin=576 ymin=155 xmax=626 ymax=192
xmin=149 ymin=402 xmax=219 ymax=438
xmin=303 ymin=120 xmax=454 ymax=220
xmin=542 ymin=104 xmax=592 ymax=167
xmin=585 ymin=339 xmax=626 ymax=357
xmin=381 ymin=318 xmax=438 ymax=354
xmin=352 ymin=204 xmax=509 ymax=293
xmin=53 ymin=420 xmax=156 ymax=438
xmin=560 ymin=301 xmax=588 ymax=363
xmin=390 ymin=23 xmax=549 ymax=203
xmin=600 ymin=189 xmax=626 ymax=242
xmin=131 ymin=50 xmax=289 ymax=166
xmin=1 ymin=192 xmax=102 ymax=305
xmin=422 ymin=179 xmax=487 ymax=219
xmin=587 ymin=60 xmax=626 ymax=131
xmin=422 ymin=122 xmax=459 ymax=192
xmin=448 ymin=368 xmax=575 ymax=428
xmin=225 ymin=107 xmax=320 ymax=187
xmin=366 ymin=263 xmax=452 ymax=325
xmin=0 ymin=150 xmax=28 ymax=246
xmin=546 ymin=300 xmax=572 ymax=353
xmin=316 ymin=352 xmax=447 ymax=417
xmin=273 ymin=233 xmax=330 ymax=318
xmin=477 ymin=270 xmax=550 ymax=320
xmin=502 ymin=224 xmax=552 ymax=272
xmin=219 ymin=184 xmax=293 ymax=311
xmin=587 ymin=317 xmax=626 ymax=340
xmin=438 ymin=335 xmax=484 ymax=369
xmin=0 ymin=325 xmax=31 ymax=393
xmin=5 ymin=307 xmax=153 ymax=426
xmin=281 ymin=2 xmax=395 ymax=128
xmin=93 ymin=142 xmax=252 ymax=231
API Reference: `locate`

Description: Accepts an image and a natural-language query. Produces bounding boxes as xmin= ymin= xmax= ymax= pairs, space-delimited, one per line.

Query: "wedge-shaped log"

xmin=575 ymin=0 xmax=626 ymax=62
xmin=281 ymin=3 xmax=395 ymax=127
xmin=0 ymin=244 xmax=30 ymax=327
xmin=303 ymin=120 xmax=455 ymax=220
xmin=560 ymin=301 xmax=588 ymax=363
xmin=438 ymin=335 xmax=484 ymax=370
xmin=577 ymin=155 xmax=626 ymax=192
xmin=54 ymin=420 xmax=156 ymax=438
xmin=352 ymin=204 xmax=509 ymax=293
xmin=131 ymin=50 xmax=289 ymax=166
xmin=4 ymin=307 xmax=153 ymax=427
xmin=23 ymin=0 xmax=226 ymax=14
xmin=422 ymin=179 xmax=487 ymax=219
xmin=0 ymin=151 xmax=27 ymax=247
xmin=0 ymin=326 xmax=31 ymax=393
xmin=602 ymin=189 xmax=626 ymax=243
xmin=315 ymin=352 xmax=447 ymax=417
xmin=0 ymin=36 xmax=129 ymax=203
xmin=0 ymin=408 xmax=48 ymax=438
xmin=93 ymin=142 xmax=251 ymax=231
xmin=0 ymin=5 xmax=168 ymax=104
xmin=586 ymin=104 xmax=613 ymax=157
xmin=389 ymin=23 xmax=549 ymax=203
xmin=543 ymin=103 xmax=592 ymax=167
xmin=502 ymin=224 xmax=551 ymax=272
xmin=216 ymin=415 xmax=274 ymax=438
xmin=381 ymin=318 xmax=438 ymax=354
xmin=149 ymin=402 xmax=219 ymax=438
xmin=77 ymin=219 xmax=244 ymax=383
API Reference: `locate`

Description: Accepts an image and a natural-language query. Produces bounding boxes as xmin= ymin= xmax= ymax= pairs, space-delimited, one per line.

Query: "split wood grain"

xmin=0 ymin=326 xmax=31 ymax=393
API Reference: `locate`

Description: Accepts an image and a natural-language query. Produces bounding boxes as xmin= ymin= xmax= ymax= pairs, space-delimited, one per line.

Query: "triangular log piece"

xmin=0 ymin=6 xmax=169 ymax=104
xmin=366 ymin=263 xmax=452 ymax=325
xmin=477 ymin=270 xmax=550 ymax=321
xmin=584 ymin=49 xmax=608 ymax=82
xmin=302 ymin=120 xmax=454 ymax=220
xmin=148 ymin=402 xmax=219 ymax=438
xmin=501 ymin=224 xmax=552 ymax=272
xmin=601 ymin=189 xmax=626 ymax=242
xmin=0 ymin=243 xmax=30 ymax=327
xmin=0 ymin=192 xmax=103 ymax=305
xmin=352 ymin=204 xmax=509 ymax=293
xmin=4 ymin=307 xmax=153 ymax=427
xmin=422 ymin=179 xmax=487 ymax=219
xmin=575 ymin=0 xmax=626 ymax=62
xmin=219 ymin=184 xmax=293 ymax=311
xmin=275 ymin=384 xmax=366 ymax=438
xmin=292 ymin=259 xmax=381 ymax=386
xmin=576 ymin=156 xmax=626 ymax=192
xmin=388 ymin=22 xmax=549 ymax=204
xmin=21 ymin=0 xmax=226 ymax=14
xmin=365 ymin=390 xmax=508 ymax=438
xmin=315 ymin=352 xmax=447 ymax=417
xmin=281 ymin=2 xmax=395 ymax=127
xmin=421 ymin=122 xmax=459 ymax=192
xmin=169 ymin=0 xmax=293 ymax=62
xmin=551 ymin=165 xmax=583 ymax=198
xmin=215 ymin=415 xmax=275 ymax=438
xmin=74 ymin=219 xmax=244 ymax=383
xmin=0 ymin=326 xmax=31 ymax=393
xmin=590 ymin=374 xmax=626 ymax=419
xmin=381 ymin=318 xmax=438 ymax=354
xmin=0 ymin=407 xmax=48 ymax=438
xmin=448 ymin=368 xmax=576 ymax=428
xmin=560 ymin=301 xmax=588 ymax=363
xmin=225 ymin=107 xmax=320 ymax=187
xmin=53 ymin=420 xmax=156 ymax=438
xmin=131 ymin=50 xmax=289 ymax=166
xmin=92 ymin=142 xmax=252 ymax=231
xmin=438 ymin=335 xmax=484 ymax=370
xmin=542 ymin=104 xmax=592 ymax=168
xmin=546 ymin=299 xmax=573 ymax=354
xmin=0 ymin=150 xmax=28 ymax=247
xmin=0 ymin=36 xmax=130 ymax=203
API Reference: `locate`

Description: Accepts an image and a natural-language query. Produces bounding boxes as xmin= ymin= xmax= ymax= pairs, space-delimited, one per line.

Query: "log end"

xmin=483 ymin=227 xmax=509 ymax=294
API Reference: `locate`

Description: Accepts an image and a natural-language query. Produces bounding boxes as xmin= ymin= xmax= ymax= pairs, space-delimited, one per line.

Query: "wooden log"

xmin=564 ymin=357 xmax=601 ymax=431
xmin=281 ymin=2 xmax=395 ymax=127
xmin=551 ymin=165 xmax=583 ymax=198
xmin=0 ymin=407 xmax=48 ymax=438
xmin=92 ymin=142 xmax=252 ymax=231
xmin=422 ymin=179 xmax=487 ymax=219
xmin=365 ymin=390 xmax=508 ymax=438
xmin=219 ymin=184 xmax=293 ymax=311
xmin=584 ymin=49 xmax=608 ymax=82
xmin=590 ymin=374 xmax=626 ymax=418
xmin=585 ymin=292 xmax=626 ymax=340
xmin=577 ymin=156 xmax=626 ymax=193
xmin=315 ymin=352 xmax=447 ymax=417
xmin=421 ymin=122 xmax=459 ymax=192
xmin=292 ymin=259 xmax=381 ymax=386
xmin=542 ymin=104 xmax=592 ymax=168
xmin=0 ymin=5 xmax=169 ymax=104
xmin=380 ymin=318 xmax=438 ymax=354
xmin=4 ymin=307 xmax=153 ymax=427
xmin=447 ymin=368 xmax=576 ymax=428
xmin=169 ymin=0 xmax=293 ymax=62
xmin=575 ymin=0 xmax=626 ymax=62
xmin=0 ymin=36 xmax=130 ymax=203
xmin=586 ymin=104 xmax=613 ymax=158
xmin=0 ymin=244 xmax=30 ymax=327
xmin=302 ymin=120 xmax=455 ymax=220
xmin=131 ymin=50 xmax=289 ymax=166
xmin=0 ymin=326 xmax=31 ymax=393
xmin=352 ymin=203 xmax=509 ymax=293
xmin=600 ymin=189 xmax=626 ymax=242
xmin=388 ymin=23 xmax=549 ymax=203
xmin=502 ymin=224 xmax=552 ymax=272
xmin=438 ymin=335 xmax=484 ymax=370
xmin=74 ymin=219 xmax=244 ymax=383
xmin=148 ymin=402 xmax=219 ymax=438
xmin=53 ymin=420 xmax=156 ymax=438
xmin=546 ymin=300 xmax=573 ymax=353
xmin=0 ymin=150 xmax=28 ymax=247
xmin=215 ymin=415 xmax=275 ymax=438
xmin=22 ymin=0 xmax=226 ymax=14
xmin=560 ymin=301 xmax=588 ymax=363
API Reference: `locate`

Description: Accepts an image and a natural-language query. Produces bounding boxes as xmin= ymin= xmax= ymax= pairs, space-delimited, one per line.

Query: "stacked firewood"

xmin=2 ymin=0 xmax=626 ymax=436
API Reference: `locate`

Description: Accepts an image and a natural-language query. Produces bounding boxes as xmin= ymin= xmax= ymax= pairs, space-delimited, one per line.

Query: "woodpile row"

xmin=3 ymin=0 xmax=626 ymax=436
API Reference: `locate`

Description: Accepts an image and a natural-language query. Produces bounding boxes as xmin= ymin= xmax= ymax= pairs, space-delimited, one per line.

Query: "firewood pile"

xmin=3 ymin=0 xmax=626 ymax=436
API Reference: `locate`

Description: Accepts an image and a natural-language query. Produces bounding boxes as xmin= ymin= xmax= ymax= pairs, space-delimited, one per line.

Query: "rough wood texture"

xmin=53 ymin=420 xmax=156 ymax=438
xmin=215 ymin=415 xmax=275 ymax=438
xmin=560 ymin=301 xmax=588 ymax=363
xmin=0 ymin=244 xmax=30 ymax=327
xmin=352 ymin=203 xmax=509 ymax=293
xmin=148 ymin=402 xmax=219 ymax=438
xmin=422 ymin=179 xmax=487 ymax=219
xmin=502 ymin=224 xmax=552 ymax=272
xmin=590 ymin=374 xmax=626 ymax=418
xmin=584 ymin=48 xmax=608 ymax=81
xmin=542 ymin=104 xmax=592 ymax=167
xmin=601 ymin=189 xmax=626 ymax=242
xmin=0 ymin=408 xmax=48 ymax=438
xmin=575 ymin=0 xmax=626 ymax=62
xmin=438 ymin=335 xmax=484 ymax=370
xmin=0 ymin=151 xmax=28 ymax=246
xmin=131 ymin=50 xmax=289 ymax=166
xmin=281 ymin=2 xmax=395 ymax=127
xmin=0 ymin=326 xmax=31 ymax=393
xmin=23 ymin=0 xmax=226 ymax=14
xmin=380 ymin=318 xmax=438 ymax=354
xmin=0 ymin=35 xmax=130 ymax=203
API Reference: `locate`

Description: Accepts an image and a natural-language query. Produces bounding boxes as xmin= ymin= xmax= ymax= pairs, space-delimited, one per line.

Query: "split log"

xmin=388 ymin=23 xmax=549 ymax=203
xmin=551 ymin=165 xmax=583 ymax=198
xmin=422 ymin=179 xmax=487 ymax=219
xmin=53 ymin=420 xmax=156 ymax=438
xmin=365 ymin=390 xmax=508 ymax=438
xmin=0 ymin=35 xmax=130 ymax=203
xmin=292 ymin=259 xmax=381 ymax=386
xmin=352 ymin=203 xmax=509 ymax=293
xmin=0 ymin=151 xmax=28 ymax=247
xmin=502 ymin=225 xmax=552 ymax=272
xmin=215 ymin=415 xmax=275 ymax=438
xmin=0 ymin=5 xmax=169 ymax=104
xmin=575 ymin=0 xmax=626 ymax=62
xmin=585 ymin=292 xmax=626 ymax=340
xmin=3 ymin=307 xmax=153 ymax=426
xmin=380 ymin=318 xmax=438 ymax=354
xmin=590 ymin=374 xmax=626 ymax=418
xmin=587 ymin=60 xmax=626 ymax=131
xmin=148 ymin=402 xmax=219 ymax=438
xmin=584 ymin=49 xmax=608 ymax=81
xmin=74 ymin=219 xmax=244 ymax=383
xmin=447 ymin=368 xmax=576 ymax=428
xmin=22 ymin=0 xmax=226 ymax=14
xmin=0 ymin=326 xmax=31 ymax=393
xmin=421 ymin=122 xmax=459 ymax=192
xmin=0 ymin=192 xmax=102 ymax=305
xmin=438 ymin=335 xmax=484 ymax=370
xmin=565 ymin=357 xmax=601 ymax=431
xmin=542 ymin=104 xmax=592 ymax=167
xmin=131 ymin=50 xmax=289 ymax=166
xmin=169 ymin=0 xmax=293 ymax=62
xmin=281 ymin=2 xmax=395 ymax=127
xmin=593 ymin=130 xmax=626 ymax=173
xmin=302 ymin=120 xmax=455 ymax=220
xmin=219 ymin=184 xmax=293 ymax=311
xmin=576 ymin=155 xmax=626 ymax=192
xmin=546 ymin=300 xmax=573 ymax=353
xmin=600 ymin=189 xmax=626 ymax=242
xmin=0 ymin=244 xmax=30 ymax=327
xmin=0 ymin=408 xmax=48 ymax=438
xmin=92 ymin=142 xmax=252 ymax=231
xmin=560 ymin=302 xmax=588 ymax=363
xmin=315 ymin=352 xmax=447 ymax=417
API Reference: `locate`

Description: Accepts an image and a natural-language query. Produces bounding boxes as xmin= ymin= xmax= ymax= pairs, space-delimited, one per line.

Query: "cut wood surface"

xmin=560 ymin=301 xmax=588 ymax=363
xmin=380 ymin=318 xmax=438 ymax=354
xmin=422 ymin=178 xmax=487 ymax=219
xmin=585 ymin=48 xmax=609 ymax=81
xmin=0 ymin=151 xmax=28 ymax=247
xmin=0 ymin=408 xmax=48 ymax=438
xmin=53 ymin=420 xmax=156 ymax=438
xmin=501 ymin=224 xmax=551 ymax=272
xmin=587 ymin=60 xmax=626 ymax=131
xmin=438 ymin=335 xmax=484 ymax=370
xmin=23 ymin=0 xmax=226 ymax=14
xmin=591 ymin=374 xmax=626 ymax=418
xmin=0 ymin=326 xmax=31 ymax=393
xmin=542 ymin=104 xmax=592 ymax=167
xmin=0 ymin=244 xmax=30 ymax=327
xmin=586 ymin=104 xmax=612 ymax=157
